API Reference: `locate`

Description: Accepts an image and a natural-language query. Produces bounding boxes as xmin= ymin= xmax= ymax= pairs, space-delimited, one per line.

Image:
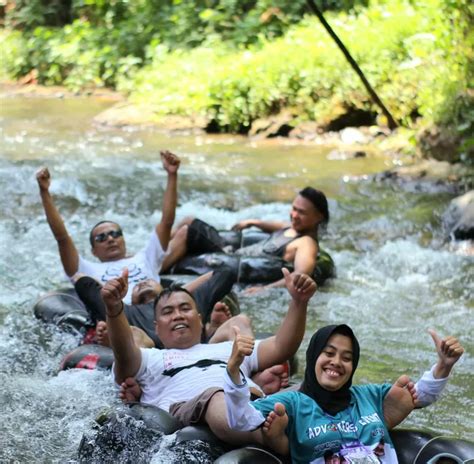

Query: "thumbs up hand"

xmin=227 ymin=326 xmax=255 ymax=384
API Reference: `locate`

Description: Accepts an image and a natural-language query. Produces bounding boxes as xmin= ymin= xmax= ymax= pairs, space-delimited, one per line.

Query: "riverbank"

xmin=2 ymin=1 xmax=471 ymax=159
xmin=3 ymin=80 xmax=472 ymax=196
xmin=0 ymin=80 xmax=123 ymax=101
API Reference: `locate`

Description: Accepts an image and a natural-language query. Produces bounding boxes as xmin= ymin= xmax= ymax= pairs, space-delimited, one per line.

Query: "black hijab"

xmin=299 ymin=324 xmax=360 ymax=416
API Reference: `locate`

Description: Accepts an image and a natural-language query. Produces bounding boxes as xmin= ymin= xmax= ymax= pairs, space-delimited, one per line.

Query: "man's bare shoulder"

xmin=292 ymin=235 xmax=318 ymax=248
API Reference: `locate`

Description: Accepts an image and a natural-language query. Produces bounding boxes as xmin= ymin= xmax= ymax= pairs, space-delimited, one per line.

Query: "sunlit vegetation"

xmin=1 ymin=0 xmax=472 ymax=159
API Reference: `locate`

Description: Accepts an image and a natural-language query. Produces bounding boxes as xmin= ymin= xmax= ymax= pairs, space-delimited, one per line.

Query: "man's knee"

xmin=175 ymin=216 xmax=195 ymax=232
xmin=180 ymin=216 xmax=196 ymax=227
xmin=173 ymin=224 xmax=189 ymax=244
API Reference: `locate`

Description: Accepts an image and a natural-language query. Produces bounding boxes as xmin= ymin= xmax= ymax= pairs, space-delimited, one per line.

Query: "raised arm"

xmin=232 ymin=219 xmax=290 ymax=233
xmin=36 ymin=167 xmax=79 ymax=277
xmin=383 ymin=329 xmax=465 ymax=428
xmin=429 ymin=329 xmax=464 ymax=379
xmin=257 ymin=269 xmax=316 ymax=370
xmin=100 ymin=268 xmax=142 ymax=383
xmin=155 ymin=150 xmax=180 ymax=251
xmin=414 ymin=330 xmax=465 ymax=407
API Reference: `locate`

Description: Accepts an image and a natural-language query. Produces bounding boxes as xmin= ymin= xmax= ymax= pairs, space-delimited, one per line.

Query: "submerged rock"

xmin=77 ymin=405 xmax=223 ymax=464
xmin=443 ymin=190 xmax=474 ymax=240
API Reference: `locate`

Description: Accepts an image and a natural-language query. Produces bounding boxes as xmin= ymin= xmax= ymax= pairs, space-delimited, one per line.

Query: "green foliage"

xmin=5 ymin=0 xmax=73 ymax=29
xmin=0 ymin=30 xmax=28 ymax=80
xmin=123 ymin=0 xmax=471 ymax=136
xmin=1 ymin=0 xmax=472 ymax=155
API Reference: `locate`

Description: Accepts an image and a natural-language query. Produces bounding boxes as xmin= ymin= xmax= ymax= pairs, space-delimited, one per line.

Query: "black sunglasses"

xmin=94 ymin=229 xmax=123 ymax=243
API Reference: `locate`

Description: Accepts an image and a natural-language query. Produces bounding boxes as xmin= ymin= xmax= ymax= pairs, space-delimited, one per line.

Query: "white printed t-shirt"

xmin=75 ymin=231 xmax=165 ymax=304
xmin=135 ymin=340 xmax=261 ymax=412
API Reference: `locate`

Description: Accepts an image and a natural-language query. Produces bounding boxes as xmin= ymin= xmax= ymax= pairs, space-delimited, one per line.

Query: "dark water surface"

xmin=0 ymin=96 xmax=472 ymax=462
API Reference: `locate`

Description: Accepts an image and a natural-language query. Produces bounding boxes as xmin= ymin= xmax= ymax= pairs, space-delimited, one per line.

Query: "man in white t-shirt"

xmin=100 ymin=266 xmax=317 ymax=444
xmin=36 ymin=150 xmax=180 ymax=303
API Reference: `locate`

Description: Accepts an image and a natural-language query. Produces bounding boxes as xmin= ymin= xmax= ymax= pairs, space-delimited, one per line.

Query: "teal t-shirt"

xmin=252 ymin=384 xmax=398 ymax=463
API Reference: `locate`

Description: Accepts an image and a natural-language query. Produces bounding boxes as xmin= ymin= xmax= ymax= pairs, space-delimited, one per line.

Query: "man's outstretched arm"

xmin=257 ymin=269 xmax=316 ymax=370
xmin=101 ymin=268 xmax=142 ymax=383
xmin=155 ymin=150 xmax=180 ymax=251
xmin=36 ymin=167 xmax=79 ymax=277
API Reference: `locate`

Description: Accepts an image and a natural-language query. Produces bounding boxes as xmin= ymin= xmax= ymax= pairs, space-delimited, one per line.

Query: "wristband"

xmin=106 ymin=301 xmax=124 ymax=318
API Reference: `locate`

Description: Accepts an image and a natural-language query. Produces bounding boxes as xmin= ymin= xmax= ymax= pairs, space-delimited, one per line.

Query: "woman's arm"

xmin=415 ymin=330 xmax=464 ymax=407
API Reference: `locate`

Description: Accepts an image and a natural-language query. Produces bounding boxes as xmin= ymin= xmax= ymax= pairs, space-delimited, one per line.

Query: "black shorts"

xmin=186 ymin=218 xmax=226 ymax=254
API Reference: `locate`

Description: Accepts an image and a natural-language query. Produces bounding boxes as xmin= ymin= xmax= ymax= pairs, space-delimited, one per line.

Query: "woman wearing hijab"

xmin=224 ymin=324 xmax=464 ymax=463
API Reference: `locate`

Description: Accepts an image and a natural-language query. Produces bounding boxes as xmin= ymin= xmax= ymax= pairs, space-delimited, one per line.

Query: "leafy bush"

xmin=124 ymin=0 xmax=471 ymax=135
xmin=1 ymin=0 xmax=471 ymax=155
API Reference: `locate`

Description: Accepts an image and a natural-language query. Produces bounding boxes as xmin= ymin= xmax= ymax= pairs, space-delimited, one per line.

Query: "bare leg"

xmin=252 ymin=363 xmax=290 ymax=395
xmin=262 ymin=402 xmax=289 ymax=456
xmin=208 ymin=314 xmax=253 ymax=343
xmin=96 ymin=321 xmax=154 ymax=349
xmin=383 ymin=375 xmax=416 ymax=429
xmin=204 ymin=392 xmax=265 ymax=446
xmin=205 ymin=302 xmax=232 ymax=339
xmin=131 ymin=326 xmax=155 ymax=348
xmin=161 ymin=224 xmax=189 ymax=272
xmin=170 ymin=216 xmax=195 ymax=238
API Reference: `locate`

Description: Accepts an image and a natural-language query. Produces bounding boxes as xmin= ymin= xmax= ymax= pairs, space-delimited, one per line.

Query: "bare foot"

xmin=243 ymin=285 xmax=264 ymax=296
xmin=96 ymin=321 xmax=110 ymax=347
xmin=383 ymin=374 xmax=416 ymax=429
xmin=131 ymin=326 xmax=155 ymax=348
xmin=252 ymin=363 xmax=290 ymax=395
xmin=262 ymin=402 xmax=289 ymax=456
xmin=205 ymin=302 xmax=232 ymax=339
xmin=119 ymin=377 xmax=142 ymax=403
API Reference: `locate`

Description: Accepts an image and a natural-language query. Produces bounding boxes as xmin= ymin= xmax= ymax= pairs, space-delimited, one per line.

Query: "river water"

xmin=0 ymin=95 xmax=472 ymax=463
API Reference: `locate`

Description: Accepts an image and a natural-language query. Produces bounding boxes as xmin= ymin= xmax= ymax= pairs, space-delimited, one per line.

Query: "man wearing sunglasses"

xmin=36 ymin=150 xmax=180 ymax=304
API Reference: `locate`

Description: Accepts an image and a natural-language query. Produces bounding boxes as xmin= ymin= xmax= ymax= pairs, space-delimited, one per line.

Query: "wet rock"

xmin=417 ymin=125 xmax=461 ymax=163
xmin=340 ymin=127 xmax=368 ymax=145
xmin=78 ymin=411 xmax=163 ymax=463
xmin=442 ymin=190 xmax=474 ymax=240
xmin=288 ymin=121 xmax=322 ymax=140
xmin=249 ymin=114 xmax=295 ymax=138
xmin=327 ymin=149 xmax=367 ymax=160
xmin=374 ymin=159 xmax=470 ymax=194
xmin=94 ymin=102 xmax=207 ymax=132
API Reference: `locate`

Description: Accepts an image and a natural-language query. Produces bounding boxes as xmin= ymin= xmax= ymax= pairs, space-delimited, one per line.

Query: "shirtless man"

xmin=162 ymin=187 xmax=330 ymax=293
xmin=36 ymin=150 xmax=180 ymax=303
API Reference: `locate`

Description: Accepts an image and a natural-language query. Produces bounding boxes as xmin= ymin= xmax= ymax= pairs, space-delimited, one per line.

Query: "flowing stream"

xmin=0 ymin=95 xmax=472 ymax=463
